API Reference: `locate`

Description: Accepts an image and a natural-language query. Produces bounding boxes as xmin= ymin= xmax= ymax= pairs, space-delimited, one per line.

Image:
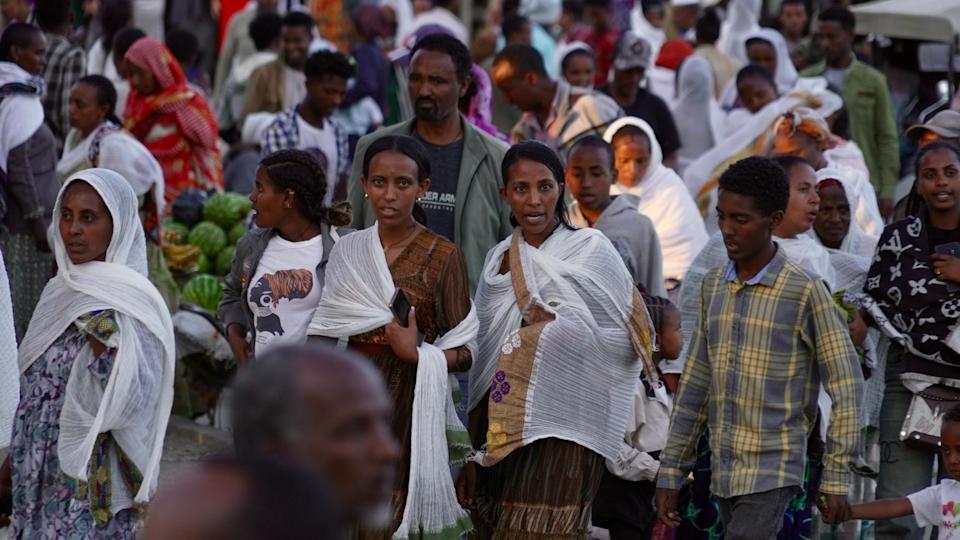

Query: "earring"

xmin=364 ymin=193 xmax=368 ymax=199
xmin=286 ymin=203 xmax=292 ymax=209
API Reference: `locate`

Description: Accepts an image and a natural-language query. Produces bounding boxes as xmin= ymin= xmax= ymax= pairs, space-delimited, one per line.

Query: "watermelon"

xmin=228 ymin=221 xmax=247 ymax=245
xmin=196 ymin=252 xmax=211 ymax=274
xmin=204 ymin=192 xmax=252 ymax=227
xmin=182 ymin=273 xmax=223 ymax=312
xmin=188 ymin=221 xmax=227 ymax=258
xmin=216 ymin=246 xmax=236 ymax=275
xmin=225 ymin=192 xmax=252 ymax=218
xmin=162 ymin=221 xmax=190 ymax=245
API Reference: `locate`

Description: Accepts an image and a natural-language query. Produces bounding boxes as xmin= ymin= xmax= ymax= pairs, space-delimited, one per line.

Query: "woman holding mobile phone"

xmin=308 ymin=135 xmax=475 ymax=539
xmin=862 ymin=141 xmax=960 ymax=538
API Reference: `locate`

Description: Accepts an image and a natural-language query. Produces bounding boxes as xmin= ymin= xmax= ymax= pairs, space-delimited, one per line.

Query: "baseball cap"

xmin=906 ymin=110 xmax=960 ymax=141
xmin=613 ymin=32 xmax=652 ymax=71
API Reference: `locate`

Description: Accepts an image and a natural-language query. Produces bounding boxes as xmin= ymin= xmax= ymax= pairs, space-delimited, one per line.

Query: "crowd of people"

xmin=0 ymin=0 xmax=956 ymax=539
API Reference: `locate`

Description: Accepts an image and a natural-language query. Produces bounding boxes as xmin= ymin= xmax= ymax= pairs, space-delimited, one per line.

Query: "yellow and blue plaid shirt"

xmin=657 ymin=248 xmax=863 ymax=498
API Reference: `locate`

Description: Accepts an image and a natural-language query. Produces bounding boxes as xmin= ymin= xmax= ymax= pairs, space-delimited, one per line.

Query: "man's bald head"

xmin=142 ymin=455 xmax=341 ymax=540
xmin=231 ymin=344 xmax=400 ymax=526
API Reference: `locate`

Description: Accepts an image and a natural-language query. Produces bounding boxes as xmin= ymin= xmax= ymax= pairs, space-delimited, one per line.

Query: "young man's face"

xmin=817 ymin=20 xmax=853 ymax=65
xmin=584 ymin=4 xmax=609 ymax=31
xmin=566 ymin=144 xmax=615 ymax=211
xmin=779 ymin=4 xmax=807 ymax=38
xmin=716 ymin=190 xmax=782 ymax=263
xmin=307 ymin=74 xmax=348 ymax=118
xmin=492 ymin=61 xmax=539 ymax=112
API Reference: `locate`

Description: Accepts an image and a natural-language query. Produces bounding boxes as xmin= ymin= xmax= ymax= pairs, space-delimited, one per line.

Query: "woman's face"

xmin=737 ymin=76 xmax=777 ymax=114
xmin=362 ymin=150 xmax=428 ymax=229
xmin=777 ymin=163 xmax=819 ymax=238
xmin=613 ymin=134 xmax=652 ymax=188
xmin=68 ymin=83 xmax=108 ymax=135
xmin=501 ymin=158 xmax=562 ymax=247
xmin=813 ymin=182 xmax=850 ymax=249
xmin=917 ymin=147 xmax=960 ymax=214
xmin=128 ymin=61 xmax=158 ymax=95
xmin=563 ymin=54 xmax=596 ymax=89
xmin=746 ymin=40 xmax=777 ymax=79
xmin=250 ymin=167 xmax=295 ymax=229
xmin=59 ymin=181 xmax=114 ymax=265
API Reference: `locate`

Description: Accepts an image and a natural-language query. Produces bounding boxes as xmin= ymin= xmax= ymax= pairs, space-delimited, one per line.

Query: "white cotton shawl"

xmin=604 ymin=117 xmax=709 ymax=283
xmin=719 ymin=27 xmax=798 ymax=110
xmin=0 ymin=62 xmax=43 ymax=173
xmin=468 ymin=227 xmax=650 ymax=463
xmin=673 ymin=56 xmax=725 ymax=176
xmin=629 ymin=6 xmax=665 ymax=66
xmin=306 ymin=226 xmax=475 ymax=539
xmin=817 ymin=164 xmax=883 ymax=239
xmin=717 ymin=0 xmax=761 ymax=63
xmin=814 ymin=167 xmax=880 ymax=258
xmin=684 ymin=77 xmax=828 ymax=233
xmin=0 ymin=249 xmax=18 ymax=449
xmin=17 ymin=169 xmax=175 ymax=511
xmin=58 ymin=123 xmax=166 ymax=214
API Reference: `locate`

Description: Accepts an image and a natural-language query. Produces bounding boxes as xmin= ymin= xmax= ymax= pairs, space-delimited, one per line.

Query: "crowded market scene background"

xmin=0 ymin=0 xmax=957 ymax=538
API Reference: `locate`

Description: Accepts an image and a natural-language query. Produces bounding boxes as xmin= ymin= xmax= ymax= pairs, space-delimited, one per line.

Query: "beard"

xmin=414 ymin=98 xmax=446 ymax=122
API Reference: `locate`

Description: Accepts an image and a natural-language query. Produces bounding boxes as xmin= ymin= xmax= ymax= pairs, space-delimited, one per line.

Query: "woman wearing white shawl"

xmin=604 ymin=117 xmax=708 ymax=293
xmin=717 ymin=0 xmax=761 ymax=63
xmin=719 ymin=27 xmax=799 ymax=111
xmin=672 ymin=56 xmax=724 ymax=175
xmin=7 ymin=169 xmax=174 ymax=537
xmin=812 ymin=168 xmax=879 ymax=260
xmin=462 ymin=141 xmax=656 ymax=537
xmin=58 ymin=75 xmax=178 ymax=311
xmin=629 ymin=2 xmax=665 ymax=68
xmin=307 ymin=135 xmax=475 ymax=540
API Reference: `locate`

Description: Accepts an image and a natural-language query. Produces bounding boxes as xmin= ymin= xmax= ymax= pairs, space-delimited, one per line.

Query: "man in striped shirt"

xmin=655 ymin=156 xmax=864 ymax=539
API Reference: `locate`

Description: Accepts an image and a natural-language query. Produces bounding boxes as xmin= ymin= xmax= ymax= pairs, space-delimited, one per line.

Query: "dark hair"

xmin=259 ymin=149 xmax=352 ymax=227
xmin=495 ymin=44 xmax=549 ymax=79
xmin=944 ymin=403 xmax=960 ymax=427
xmin=562 ymin=0 xmax=584 ymax=17
xmin=718 ymin=156 xmax=790 ymax=215
xmin=304 ymin=50 xmax=355 ymax=82
xmin=905 ymin=141 xmax=960 ymax=217
xmin=568 ymin=135 xmax=614 ymax=169
xmin=610 ymin=124 xmax=651 ymax=150
xmin=112 ymin=27 xmax=146 ymax=60
xmin=165 ymin=27 xmax=199 ymax=66
xmin=561 ymin=48 xmax=595 ymax=74
xmin=362 ymin=135 xmax=431 ymax=226
xmin=830 ymin=104 xmax=850 ymax=140
xmin=502 ymin=14 xmax=530 ymax=40
xmin=0 ymin=23 xmax=41 ymax=62
xmin=77 ymin=75 xmax=121 ymax=125
xmin=203 ymin=455 xmax=343 ymax=540
xmin=736 ymin=63 xmax=776 ymax=88
xmin=98 ymin=0 xmax=133 ymax=54
xmin=34 ymin=0 xmax=71 ymax=30
xmin=500 ymin=141 xmax=576 ymax=230
xmin=640 ymin=293 xmax=673 ymax=337
xmin=249 ymin=12 xmax=283 ymax=51
xmin=409 ymin=32 xmax=473 ymax=82
xmin=780 ymin=0 xmax=806 ymax=11
xmin=771 ymin=155 xmax=810 ymax=175
xmin=819 ymin=6 xmax=856 ymax=33
xmin=695 ymin=7 xmax=721 ymax=44
xmin=584 ymin=0 xmax=611 ymax=9
xmin=282 ymin=10 xmax=315 ymax=32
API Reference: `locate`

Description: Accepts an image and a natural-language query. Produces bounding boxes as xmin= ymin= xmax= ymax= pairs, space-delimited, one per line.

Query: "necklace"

xmin=381 ymin=224 xmax=420 ymax=253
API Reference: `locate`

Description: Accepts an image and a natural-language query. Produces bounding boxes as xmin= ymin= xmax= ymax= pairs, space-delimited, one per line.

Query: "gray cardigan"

xmin=218 ymin=223 xmax=351 ymax=351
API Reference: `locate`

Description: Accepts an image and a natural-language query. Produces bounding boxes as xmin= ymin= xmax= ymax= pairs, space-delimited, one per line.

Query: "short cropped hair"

xmin=718 ymin=156 xmax=790 ymax=215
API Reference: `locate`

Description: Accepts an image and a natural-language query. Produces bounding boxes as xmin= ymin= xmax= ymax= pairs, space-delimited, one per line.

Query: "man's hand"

xmin=656 ymin=487 xmax=682 ymax=527
xmin=877 ymin=197 xmax=895 ymax=220
xmin=455 ymin=461 xmax=477 ymax=510
xmin=819 ymin=493 xmax=851 ymax=524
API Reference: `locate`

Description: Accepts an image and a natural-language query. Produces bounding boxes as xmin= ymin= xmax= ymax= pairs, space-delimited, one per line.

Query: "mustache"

xmin=415 ymin=97 xmax=438 ymax=107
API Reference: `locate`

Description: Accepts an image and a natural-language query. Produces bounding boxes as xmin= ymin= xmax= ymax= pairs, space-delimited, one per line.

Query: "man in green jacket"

xmin=801 ymin=6 xmax=899 ymax=218
xmin=347 ymin=32 xmax=512 ymax=292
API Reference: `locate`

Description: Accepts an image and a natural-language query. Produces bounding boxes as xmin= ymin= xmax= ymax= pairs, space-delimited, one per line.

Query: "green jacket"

xmin=801 ymin=59 xmax=899 ymax=198
xmin=347 ymin=117 xmax=513 ymax=292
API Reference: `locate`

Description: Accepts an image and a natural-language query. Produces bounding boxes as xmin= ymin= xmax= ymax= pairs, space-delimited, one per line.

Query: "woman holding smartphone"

xmin=308 ymin=134 xmax=475 ymax=539
xmin=863 ymin=141 xmax=960 ymax=538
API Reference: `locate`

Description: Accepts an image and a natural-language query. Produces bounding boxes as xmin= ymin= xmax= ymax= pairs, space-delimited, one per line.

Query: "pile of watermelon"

xmin=163 ymin=191 xmax=252 ymax=312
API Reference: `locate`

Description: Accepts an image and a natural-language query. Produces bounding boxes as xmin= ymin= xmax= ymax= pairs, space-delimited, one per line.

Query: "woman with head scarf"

xmin=672 ymin=56 xmax=724 ymax=175
xmin=5 ymin=169 xmax=175 ymax=537
xmin=124 ymin=37 xmax=223 ymax=207
xmin=719 ymin=27 xmax=798 ymax=111
xmin=556 ymin=41 xmax=595 ymax=89
xmin=605 ymin=117 xmax=708 ymax=296
xmin=460 ymin=64 xmax=508 ymax=142
xmin=813 ymin=168 xmax=879 ymax=260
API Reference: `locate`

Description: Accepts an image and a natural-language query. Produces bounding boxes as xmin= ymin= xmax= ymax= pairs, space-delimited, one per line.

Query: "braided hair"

xmin=259 ymin=149 xmax=352 ymax=227
xmin=640 ymin=292 xmax=671 ymax=338
xmin=77 ymin=75 xmax=122 ymax=126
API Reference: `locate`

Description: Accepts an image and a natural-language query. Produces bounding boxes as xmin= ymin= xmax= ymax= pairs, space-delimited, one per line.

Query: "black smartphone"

xmin=391 ymin=289 xmax=412 ymax=327
xmin=935 ymin=242 xmax=960 ymax=293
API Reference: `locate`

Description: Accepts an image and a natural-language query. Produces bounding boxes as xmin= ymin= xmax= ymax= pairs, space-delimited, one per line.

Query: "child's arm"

xmin=819 ymin=496 xmax=913 ymax=523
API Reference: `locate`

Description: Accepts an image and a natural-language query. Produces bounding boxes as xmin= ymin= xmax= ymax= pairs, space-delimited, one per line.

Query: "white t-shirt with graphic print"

xmin=907 ymin=478 xmax=960 ymax=539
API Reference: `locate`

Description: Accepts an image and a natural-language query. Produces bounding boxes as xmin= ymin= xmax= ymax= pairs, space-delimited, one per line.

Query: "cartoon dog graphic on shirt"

xmin=251 ymin=269 xmax=313 ymax=336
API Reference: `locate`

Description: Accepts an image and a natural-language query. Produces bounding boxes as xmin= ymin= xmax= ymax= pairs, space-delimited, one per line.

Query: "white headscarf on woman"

xmin=629 ymin=5 xmax=665 ymax=67
xmin=813 ymin=167 xmax=880 ymax=259
xmin=719 ymin=28 xmax=799 ymax=110
xmin=604 ymin=117 xmax=709 ymax=284
xmin=717 ymin=0 xmax=761 ymax=63
xmin=555 ymin=41 xmax=593 ymax=87
xmin=17 ymin=169 xmax=175 ymax=513
xmin=673 ymin=56 xmax=725 ymax=175
xmin=0 ymin=61 xmax=44 ymax=173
